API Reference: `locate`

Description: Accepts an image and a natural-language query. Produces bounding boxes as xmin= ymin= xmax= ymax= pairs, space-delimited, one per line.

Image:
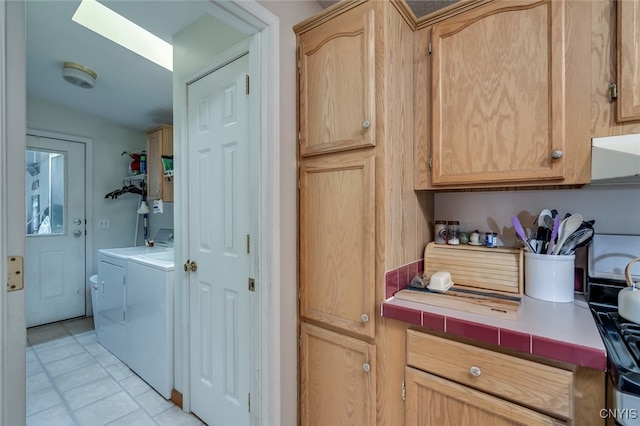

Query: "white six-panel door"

xmin=187 ymin=54 xmax=252 ymax=426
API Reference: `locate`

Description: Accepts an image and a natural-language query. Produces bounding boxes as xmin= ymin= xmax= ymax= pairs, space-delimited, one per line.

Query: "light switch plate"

xmin=7 ymin=256 xmax=24 ymax=291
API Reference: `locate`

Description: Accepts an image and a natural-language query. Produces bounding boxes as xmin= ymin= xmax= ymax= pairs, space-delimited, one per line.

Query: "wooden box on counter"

xmin=422 ymin=242 xmax=524 ymax=295
xmin=394 ymin=242 xmax=524 ymax=320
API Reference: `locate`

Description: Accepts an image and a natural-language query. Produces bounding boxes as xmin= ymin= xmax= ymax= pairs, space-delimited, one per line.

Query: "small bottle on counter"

xmin=485 ymin=232 xmax=497 ymax=248
xmin=447 ymin=221 xmax=460 ymax=245
xmin=434 ymin=220 xmax=447 ymax=244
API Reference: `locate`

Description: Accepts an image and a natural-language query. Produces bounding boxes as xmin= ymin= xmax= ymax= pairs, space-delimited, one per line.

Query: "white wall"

xmin=27 ymin=96 xmax=148 ymax=277
xmin=434 ymin=184 xmax=640 ymax=269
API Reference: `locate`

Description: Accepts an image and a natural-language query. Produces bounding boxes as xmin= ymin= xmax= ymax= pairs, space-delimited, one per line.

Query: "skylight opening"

xmin=72 ymin=0 xmax=173 ymax=72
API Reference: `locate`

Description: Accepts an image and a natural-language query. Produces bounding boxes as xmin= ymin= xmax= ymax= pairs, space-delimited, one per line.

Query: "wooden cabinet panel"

xmin=146 ymin=125 xmax=173 ymax=202
xmin=298 ymin=2 xmax=376 ymax=156
xmin=299 ymin=150 xmax=376 ymax=338
xmin=407 ymin=330 xmax=572 ymax=419
xmin=616 ymin=0 xmax=640 ymax=122
xmin=405 ymin=367 xmax=564 ymax=426
xmin=430 ymin=0 xmax=566 ymax=185
xmin=300 ymin=323 xmax=376 ymax=426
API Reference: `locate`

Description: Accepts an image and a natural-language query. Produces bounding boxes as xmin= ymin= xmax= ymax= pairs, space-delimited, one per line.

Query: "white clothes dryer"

xmin=127 ymin=249 xmax=175 ymax=398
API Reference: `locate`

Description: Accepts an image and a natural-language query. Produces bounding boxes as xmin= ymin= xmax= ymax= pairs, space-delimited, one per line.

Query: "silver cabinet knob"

xmin=362 ymin=120 xmax=370 ymax=129
xmin=361 ymin=314 xmax=369 ymax=323
xmin=551 ymin=150 xmax=564 ymax=159
xmin=469 ymin=366 xmax=482 ymax=377
xmin=362 ymin=363 xmax=371 ymax=373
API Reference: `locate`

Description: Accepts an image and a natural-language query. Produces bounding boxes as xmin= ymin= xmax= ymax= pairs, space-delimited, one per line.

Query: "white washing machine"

xmin=95 ymin=229 xmax=173 ymax=368
xmin=127 ymin=249 xmax=175 ymax=399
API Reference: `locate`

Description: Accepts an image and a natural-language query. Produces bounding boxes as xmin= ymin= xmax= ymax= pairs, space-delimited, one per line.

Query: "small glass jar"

xmin=485 ymin=232 xmax=498 ymax=248
xmin=434 ymin=220 xmax=447 ymax=244
xmin=447 ymin=221 xmax=460 ymax=245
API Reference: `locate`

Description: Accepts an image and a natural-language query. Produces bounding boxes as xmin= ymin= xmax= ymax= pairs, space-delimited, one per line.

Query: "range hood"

xmin=591 ymin=133 xmax=640 ymax=184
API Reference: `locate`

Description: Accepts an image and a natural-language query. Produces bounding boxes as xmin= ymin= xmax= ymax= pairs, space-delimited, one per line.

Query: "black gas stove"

xmin=587 ymin=235 xmax=640 ymax=425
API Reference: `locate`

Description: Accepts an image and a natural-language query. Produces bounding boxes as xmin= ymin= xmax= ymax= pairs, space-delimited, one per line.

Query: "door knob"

xmin=73 ymin=218 xmax=82 ymax=226
xmin=183 ymin=259 xmax=198 ymax=272
xmin=73 ymin=230 xmax=82 ymax=237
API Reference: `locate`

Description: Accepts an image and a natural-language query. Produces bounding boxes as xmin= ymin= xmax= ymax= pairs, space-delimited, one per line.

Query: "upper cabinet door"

xmin=617 ymin=0 xmax=640 ymax=122
xmin=431 ymin=0 xmax=566 ymax=186
xmin=297 ymin=3 xmax=376 ymax=157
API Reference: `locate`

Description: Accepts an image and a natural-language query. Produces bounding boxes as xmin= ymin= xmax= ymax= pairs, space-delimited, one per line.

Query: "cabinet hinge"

xmin=245 ymin=75 xmax=250 ymax=95
xmin=428 ymin=156 xmax=433 ymax=171
xmin=608 ymin=81 xmax=618 ymax=103
xmin=428 ymin=42 xmax=432 ymax=56
xmin=248 ymin=392 xmax=251 ymax=412
xmin=402 ymin=380 xmax=406 ymax=401
xmin=246 ymin=234 xmax=250 ymax=254
xmin=248 ymin=278 xmax=255 ymax=292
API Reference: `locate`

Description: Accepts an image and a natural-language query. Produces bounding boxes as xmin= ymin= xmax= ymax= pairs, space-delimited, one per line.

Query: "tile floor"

xmin=26 ymin=317 xmax=205 ymax=426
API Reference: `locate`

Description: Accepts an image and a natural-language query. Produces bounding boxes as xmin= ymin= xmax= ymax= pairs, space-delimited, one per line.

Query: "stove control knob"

xmin=469 ymin=366 xmax=482 ymax=377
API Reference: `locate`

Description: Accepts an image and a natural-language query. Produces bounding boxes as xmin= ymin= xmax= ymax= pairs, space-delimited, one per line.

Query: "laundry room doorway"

xmin=25 ymin=131 xmax=89 ymax=327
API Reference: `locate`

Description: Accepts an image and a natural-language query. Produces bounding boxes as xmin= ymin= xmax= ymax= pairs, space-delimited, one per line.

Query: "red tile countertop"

xmin=382 ymin=293 xmax=606 ymax=371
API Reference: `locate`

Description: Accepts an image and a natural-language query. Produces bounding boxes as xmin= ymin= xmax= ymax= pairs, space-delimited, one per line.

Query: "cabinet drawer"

xmin=407 ymin=329 xmax=573 ymax=419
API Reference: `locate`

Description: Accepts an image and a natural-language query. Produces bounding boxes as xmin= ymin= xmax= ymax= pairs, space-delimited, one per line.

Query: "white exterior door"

xmin=187 ymin=54 xmax=252 ymax=425
xmin=25 ymin=135 xmax=86 ymax=327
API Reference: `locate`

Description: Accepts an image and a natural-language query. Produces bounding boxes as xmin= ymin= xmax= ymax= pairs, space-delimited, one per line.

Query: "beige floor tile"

xmin=26 ymin=385 xmax=62 ymax=417
xmin=154 ymin=406 xmax=206 ymax=426
xmin=53 ymin=363 xmax=110 ymax=393
xmin=26 ymin=404 xmax=75 ymax=426
xmin=44 ymin=352 xmax=97 ymax=377
xmin=135 ymin=389 xmax=173 ymax=417
xmin=105 ymin=409 xmax=156 ymax=426
xmin=36 ymin=341 xmax=86 ymax=365
xmin=73 ymin=391 xmax=139 ymax=426
xmin=27 ymin=322 xmax=70 ymax=346
xmin=63 ymin=376 xmax=121 ymax=410
xmin=26 ymin=371 xmax=52 ymax=395
xmin=120 ymin=374 xmax=152 ymax=397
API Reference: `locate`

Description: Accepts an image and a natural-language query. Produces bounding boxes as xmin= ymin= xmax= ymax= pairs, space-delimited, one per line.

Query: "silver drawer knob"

xmin=362 ymin=120 xmax=370 ymax=129
xmin=470 ymin=366 xmax=482 ymax=377
xmin=361 ymin=314 xmax=369 ymax=323
xmin=363 ymin=363 xmax=371 ymax=373
xmin=551 ymin=150 xmax=564 ymax=159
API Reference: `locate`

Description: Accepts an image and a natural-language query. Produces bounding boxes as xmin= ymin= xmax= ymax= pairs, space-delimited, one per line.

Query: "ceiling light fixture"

xmin=62 ymin=62 xmax=97 ymax=89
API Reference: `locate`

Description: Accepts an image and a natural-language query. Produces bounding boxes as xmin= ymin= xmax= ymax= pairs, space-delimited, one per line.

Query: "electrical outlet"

xmin=98 ymin=219 xmax=110 ymax=229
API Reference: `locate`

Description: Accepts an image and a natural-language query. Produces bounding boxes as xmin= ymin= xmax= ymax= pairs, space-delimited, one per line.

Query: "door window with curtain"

xmin=25 ymin=149 xmax=65 ymax=235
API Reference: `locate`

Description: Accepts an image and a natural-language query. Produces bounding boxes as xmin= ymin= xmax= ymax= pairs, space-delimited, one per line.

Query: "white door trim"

xmin=175 ymin=1 xmax=280 ymax=425
xmin=0 ymin=1 xmax=7 ymax=423
xmin=2 ymin=1 xmax=27 ymax=425
xmin=26 ymin=129 xmax=94 ymax=316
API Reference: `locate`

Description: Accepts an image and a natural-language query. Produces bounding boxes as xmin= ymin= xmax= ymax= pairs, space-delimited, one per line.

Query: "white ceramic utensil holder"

xmin=524 ymin=252 xmax=575 ymax=303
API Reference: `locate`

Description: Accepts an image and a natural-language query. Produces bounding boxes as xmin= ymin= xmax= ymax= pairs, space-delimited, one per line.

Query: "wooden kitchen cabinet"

xmin=146 ymin=124 xmax=173 ymax=202
xmin=297 ymin=1 xmax=376 ymax=157
xmin=300 ymin=323 xmax=376 ymax=426
xmin=405 ymin=367 xmax=564 ymax=426
xmin=415 ymin=0 xmax=591 ymax=189
xmin=295 ymin=1 xmax=432 ymax=425
xmin=406 ymin=329 xmax=604 ymax=426
xmin=616 ymin=0 xmax=640 ymax=122
xmin=299 ymin=150 xmax=376 ymax=338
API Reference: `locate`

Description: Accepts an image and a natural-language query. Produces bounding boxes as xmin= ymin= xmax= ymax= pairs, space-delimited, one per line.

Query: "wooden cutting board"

xmin=394 ymin=287 xmax=520 ymax=320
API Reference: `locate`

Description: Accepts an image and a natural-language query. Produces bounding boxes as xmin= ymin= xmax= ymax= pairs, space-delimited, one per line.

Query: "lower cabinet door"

xmin=405 ymin=367 xmax=566 ymax=426
xmin=300 ymin=323 xmax=376 ymax=426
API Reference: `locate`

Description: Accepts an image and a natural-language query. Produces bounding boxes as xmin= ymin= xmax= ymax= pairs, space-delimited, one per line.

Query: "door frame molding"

xmin=175 ymin=1 xmax=280 ymax=425
xmin=26 ymin=129 xmax=94 ymax=317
